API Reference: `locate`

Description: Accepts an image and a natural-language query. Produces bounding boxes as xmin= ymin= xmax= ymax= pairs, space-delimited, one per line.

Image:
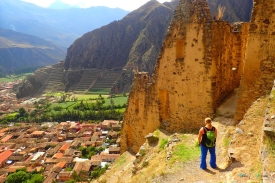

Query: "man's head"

xmin=205 ymin=117 xmax=212 ymax=124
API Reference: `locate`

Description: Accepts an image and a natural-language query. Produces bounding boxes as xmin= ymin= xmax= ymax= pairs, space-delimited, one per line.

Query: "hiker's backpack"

xmin=204 ymin=127 xmax=216 ymax=147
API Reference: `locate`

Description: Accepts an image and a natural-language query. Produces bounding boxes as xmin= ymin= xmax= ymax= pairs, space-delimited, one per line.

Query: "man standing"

xmin=198 ymin=117 xmax=217 ymax=170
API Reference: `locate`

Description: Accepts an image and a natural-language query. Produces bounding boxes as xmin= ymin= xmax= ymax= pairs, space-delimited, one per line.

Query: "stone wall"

xmin=261 ymin=80 xmax=275 ymax=182
xmin=209 ymin=22 xmax=249 ymax=108
xmin=235 ymin=0 xmax=275 ymax=122
xmin=121 ymin=0 xmax=249 ymax=153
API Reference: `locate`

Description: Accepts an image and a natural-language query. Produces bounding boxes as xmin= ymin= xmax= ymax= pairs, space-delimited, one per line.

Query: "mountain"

xmin=0 ymin=0 xmax=129 ymax=47
xmin=0 ymin=28 xmax=66 ymax=74
xmin=16 ymin=0 xmax=253 ymax=97
xmin=207 ymin=0 xmax=253 ymax=22
xmin=63 ymin=0 xmax=253 ymax=92
xmin=48 ymin=0 xmax=80 ymax=9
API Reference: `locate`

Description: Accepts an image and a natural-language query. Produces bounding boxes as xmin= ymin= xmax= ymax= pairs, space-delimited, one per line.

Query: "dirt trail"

xmin=151 ymin=118 xmax=235 ymax=183
xmin=152 ymin=89 xmax=266 ymax=183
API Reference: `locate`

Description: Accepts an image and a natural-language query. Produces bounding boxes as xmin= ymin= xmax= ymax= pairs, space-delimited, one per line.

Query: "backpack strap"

xmin=204 ymin=126 xmax=215 ymax=131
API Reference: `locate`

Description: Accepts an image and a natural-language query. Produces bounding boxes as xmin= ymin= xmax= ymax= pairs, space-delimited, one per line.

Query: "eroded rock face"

xmin=121 ymin=0 xmax=249 ymax=153
xmin=235 ymin=0 xmax=275 ymax=122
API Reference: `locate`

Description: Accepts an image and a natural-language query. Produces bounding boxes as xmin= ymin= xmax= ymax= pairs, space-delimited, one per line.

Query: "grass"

xmin=265 ymin=135 xmax=275 ymax=171
xmin=116 ymin=108 xmax=126 ymax=112
xmin=50 ymin=102 xmax=76 ymax=109
xmin=223 ymin=137 xmax=230 ymax=148
xmin=113 ymin=154 xmax=127 ymax=169
xmin=74 ymin=94 xmax=108 ymax=100
xmin=0 ymin=73 xmax=31 ymax=83
xmin=87 ymin=88 xmax=110 ymax=94
xmin=265 ymin=90 xmax=275 ymax=171
xmin=104 ymin=97 xmax=128 ymax=106
xmin=170 ymin=142 xmax=200 ymax=165
xmin=159 ymin=138 xmax=168 ymax=150
xmin=5 ymin=112 xmax=19 ymax=118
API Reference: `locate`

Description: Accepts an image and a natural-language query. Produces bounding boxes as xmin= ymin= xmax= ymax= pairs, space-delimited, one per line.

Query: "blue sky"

xmin=22 ymin=0 xmax=171 ymax=11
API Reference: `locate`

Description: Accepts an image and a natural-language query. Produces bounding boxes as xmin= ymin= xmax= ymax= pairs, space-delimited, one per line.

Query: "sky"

xmin=22 ymin=0 xmax=172 ymax=11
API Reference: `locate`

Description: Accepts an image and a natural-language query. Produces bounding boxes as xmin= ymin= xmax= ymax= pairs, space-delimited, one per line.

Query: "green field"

xmin=104 ymin=97 xmax=128 ymax=106
xmin=50 ymin=102 xmax=76 ymax=109
xmin=74 ymin=94 xmax=108 ymax=100
xmin=87 ymin=88 xmax=110 ymax=94
xmin=0 ymin=73 xmax=31 ymax=83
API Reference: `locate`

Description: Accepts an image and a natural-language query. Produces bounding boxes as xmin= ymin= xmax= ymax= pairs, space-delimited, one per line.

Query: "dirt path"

xmin=151 ymin=118 xmax=235 ymax=183
xmin=152 ymin=89 xmax=266 ymax=183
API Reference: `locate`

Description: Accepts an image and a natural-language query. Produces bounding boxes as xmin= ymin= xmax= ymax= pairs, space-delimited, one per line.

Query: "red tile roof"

xmin=56 ymin=161 xmax=66 ymax=168
xmin=31 ymin=131 xmax=45 ymax=135
xmin=0 ymin=150 xmax=13 ymax=163
xmin=0 ymin=128 xmax=9 ymax=133
xmin=53 ymin=153 xmax=63 ymax=159
xmin=59 ymin=143 xmax=70 ymax=153
xmin=0 ymin=135 xmax=13 ymax=143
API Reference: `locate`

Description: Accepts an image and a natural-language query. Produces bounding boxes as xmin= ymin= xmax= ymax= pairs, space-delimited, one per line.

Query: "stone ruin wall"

xmin=235 ymin=0 xmax=275 ymax=122
xmin=210 ymin=21 xmax=249 ymax=108
xmin=121 ymin=0 xmax=249 ymax=153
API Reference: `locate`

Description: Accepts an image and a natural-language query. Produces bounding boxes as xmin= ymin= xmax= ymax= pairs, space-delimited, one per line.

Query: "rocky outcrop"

xmin=120 ymin=0 xmax=249 ymax=153
xmin=235 ymin=0 xmax=275 ymax=122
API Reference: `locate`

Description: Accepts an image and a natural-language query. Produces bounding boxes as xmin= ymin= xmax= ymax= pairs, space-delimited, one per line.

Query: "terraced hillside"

xmin=73 ymin=69 xmax=100 ymax=93
xmin=37 ymin=66 xmax=65 ymax=94
xmin=89 ymin=71 xmax=121 ymax=94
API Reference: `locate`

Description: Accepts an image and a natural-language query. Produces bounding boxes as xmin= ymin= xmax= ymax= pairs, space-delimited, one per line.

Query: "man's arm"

xmin=198 ymin=128 xmax=204 ymax=145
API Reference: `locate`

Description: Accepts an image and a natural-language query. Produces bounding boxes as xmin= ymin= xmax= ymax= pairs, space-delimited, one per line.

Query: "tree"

xmin=6 ymin=171 xmax=30 ymax=183
xmin=18 ymin=107 xmax=27 ymax=117
xmin=27 ymin=174 xmax=44 ymax=183
xmin=81 ymin=147 xmax=87 ymax=157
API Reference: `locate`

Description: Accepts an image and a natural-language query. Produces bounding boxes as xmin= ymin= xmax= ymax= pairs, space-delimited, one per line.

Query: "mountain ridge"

xmin=0 ymin=28 xmax=66 ymax=74
xmin=0 ymin=0 xmax=129 ymax=47
xmin=16 ymin=0 xmax=253 ymax=97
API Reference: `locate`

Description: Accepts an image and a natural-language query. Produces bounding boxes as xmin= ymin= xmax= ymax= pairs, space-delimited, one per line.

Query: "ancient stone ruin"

xmin=120 ymin=0 xmax=275 ymax=154
xmin=235 ymin=0 xmax=275 ymax=122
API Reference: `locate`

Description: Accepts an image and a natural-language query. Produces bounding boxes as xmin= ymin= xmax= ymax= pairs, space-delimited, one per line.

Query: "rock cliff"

xmin=121 ymin=0 xmax=250 ymax=153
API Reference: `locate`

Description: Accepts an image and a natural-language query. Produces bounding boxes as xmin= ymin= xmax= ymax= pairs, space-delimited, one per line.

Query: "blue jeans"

xmin=200 ymin=145 xmax=216 ymax=169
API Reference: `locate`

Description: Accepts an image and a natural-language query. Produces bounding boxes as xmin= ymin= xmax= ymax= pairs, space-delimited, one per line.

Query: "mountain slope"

xmin=207 ymin=0 xmax=253 ymax=22
xmin=16 ymin=0 xmax=253 ymax=97
xmin=0 ymin=28 xmax=66 ymax=74
xmin=0 ymin=0 xmax=129 ymax=47
xmin=64 ymin=0 xmax=178 ymax=71
xmin=63 ymin=0 xmax=253 ymax=93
